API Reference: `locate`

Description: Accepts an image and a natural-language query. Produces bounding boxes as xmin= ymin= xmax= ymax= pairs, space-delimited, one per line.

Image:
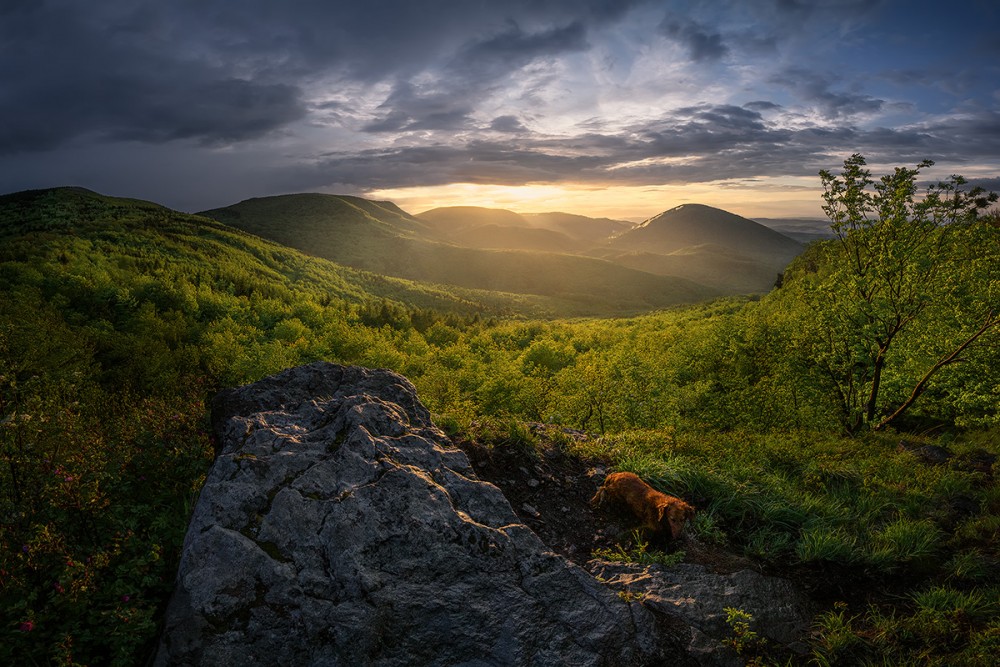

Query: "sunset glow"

xmin=1 ymin=1 xmax=997 ymax=218
xmin=367 ymin=178 xmax=825 ymax=220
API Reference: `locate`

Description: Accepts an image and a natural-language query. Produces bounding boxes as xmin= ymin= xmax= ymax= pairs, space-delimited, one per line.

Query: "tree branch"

xmin=874 ymin=312 xmax=1000 ymax=431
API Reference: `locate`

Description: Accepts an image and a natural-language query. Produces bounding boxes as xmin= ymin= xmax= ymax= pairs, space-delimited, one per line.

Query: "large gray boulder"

xmin=155 ymin=362 xmax=667 ymax=666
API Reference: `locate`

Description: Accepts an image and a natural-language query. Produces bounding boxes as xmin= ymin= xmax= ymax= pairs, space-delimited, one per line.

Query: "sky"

xmin=1 ymin=0 xmax=999 ymax=220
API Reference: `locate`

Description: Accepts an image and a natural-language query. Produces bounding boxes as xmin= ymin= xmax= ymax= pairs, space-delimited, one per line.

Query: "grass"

xmin=810 ymin=586 xmax=1000 ymax=666
xmin=577 ymin=429 xmax=993 ymax=573
xmin=591 ymin=530 xmax=686 ymax=567
xmin=559 ymin=425 xmax=1000 ymax=664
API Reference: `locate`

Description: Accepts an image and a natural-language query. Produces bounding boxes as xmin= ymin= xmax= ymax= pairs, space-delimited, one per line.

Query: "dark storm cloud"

xmin=107 ymin=79 xmax=306 ymax=145
xmin=362 ymin=82 xmax=477 ymax=133
xmin=0 ymin=0 xmax=639 ymax=154
xmin=658 ymin=15 xmax=729 ymax=62
xmin=919 ymin=111 xmax=1000 ymax=160
xmin=641 ymin=105 xmax=784 ymax=155
xmin=0 ymin=63 xmax=305 ymax=154
xmin=968 ymin=177 xmax=1000 ymax=193
xmin=0 ymin=1 xmax=309 ymax=154
xmin=744 ymin=101 xmax=783 ymax=112
xmin=457 ymin=21 xmax=589 ymax=67
xmin=490 ymin=116 xmax=529 ymax=133
xmin=364 ymin=21 xmax=590 ymax=133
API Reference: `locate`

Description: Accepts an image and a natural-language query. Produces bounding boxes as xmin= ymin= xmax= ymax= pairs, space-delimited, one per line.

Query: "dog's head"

xmin=659 ymin=500 xmax=695 ymax=540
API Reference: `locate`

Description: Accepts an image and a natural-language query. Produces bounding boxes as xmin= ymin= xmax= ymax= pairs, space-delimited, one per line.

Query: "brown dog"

xmin=591 ymin=472 xmax=694 ymax=540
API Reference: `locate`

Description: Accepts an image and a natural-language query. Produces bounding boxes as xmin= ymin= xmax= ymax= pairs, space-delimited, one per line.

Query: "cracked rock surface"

xmin=154 ymin=362 xmax=666 ymax=666
xmin=589 ymin=560 xmax=814 ymax=666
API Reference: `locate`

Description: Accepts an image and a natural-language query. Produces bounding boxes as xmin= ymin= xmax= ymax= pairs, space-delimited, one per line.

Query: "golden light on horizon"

xmin=365 ymin=176 xmax=826 ymax=221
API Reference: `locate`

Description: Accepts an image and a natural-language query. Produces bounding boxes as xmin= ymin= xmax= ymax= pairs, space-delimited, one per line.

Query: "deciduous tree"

xmin=798 ymin=154 xmax=998 ymax=432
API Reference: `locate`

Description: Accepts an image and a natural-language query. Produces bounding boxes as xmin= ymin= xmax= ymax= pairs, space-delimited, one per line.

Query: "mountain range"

xmin=416 ymin=206 xmax=633 ymax=251
xmin=751 ymin=217 xmax=835 ymax=243
xmin=0 ymin=186 xmax=806 ymax=318
xmin=590 ymin=204 xmax=804 ymax=292
xmin=201 ymin=197 xmax=803 ymax=309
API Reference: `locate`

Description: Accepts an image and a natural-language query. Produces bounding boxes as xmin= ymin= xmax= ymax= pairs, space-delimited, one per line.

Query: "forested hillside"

xmin=2 ymin=159 xmax=998 ymax=665
xmin=202 ymin=194 xmax=717 ymax=316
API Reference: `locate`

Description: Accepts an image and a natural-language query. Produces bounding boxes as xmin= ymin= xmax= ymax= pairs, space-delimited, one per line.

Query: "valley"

xmin=1 ymin=177 xmax=997 ymax=667
xmin=201 ymin=196 xmax=804 ymax=314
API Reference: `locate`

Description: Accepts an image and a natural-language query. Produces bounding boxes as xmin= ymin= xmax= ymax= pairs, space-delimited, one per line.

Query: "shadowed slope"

xmin=524 ymin=211 xmax=634 ymax=244
xmin=598 ymin=204 xmax=803 ymax=293
xmin=417 ymin=205 xmax=531 ymax=233
xmin=610 ymin=204 xmax=802 ymax=261
xmin=203 ymin=194 xmax=719 ymax=316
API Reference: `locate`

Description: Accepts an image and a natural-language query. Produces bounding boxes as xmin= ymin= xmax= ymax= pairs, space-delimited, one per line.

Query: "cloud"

xmin=639 ymin=104 xmax=784 ymax=155
xmin=362 ymin=81 xmax=477 ymax=133
xmin=456 ymin=21 xmax=589 ymax=69
xmin=968 ymin=177 xmax=1000 ymax=193
xmin=363 ymin=21 xmax=591 ymax=134
xmin=490 ymin=116 xmax=529 ymax=133
xmin=744 ymin=101 xmax=783 ymax=112
xmin=291 ymin=103 xmax=1000 ymax=196
xmin=770 ymin=68 xmax=885 ymax=119
xmin=0 ymin=2 xmax=309 ymax=154
xmin=110 ymin=79 xmax=306 ymax=145
xmin=0 ymin=1 xmax=635 ymax=154
xmin=658 ymin=15 xmax=729 ymax=62
xmin=916 ymin=111 xmax=1000 ymax=160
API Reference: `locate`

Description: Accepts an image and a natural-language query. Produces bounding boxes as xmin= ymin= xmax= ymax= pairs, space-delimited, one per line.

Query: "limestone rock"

xmin=155 ymin=362 xmax=666 ymax=666
xmin=588 ymin=560 xmax=814 ymax=666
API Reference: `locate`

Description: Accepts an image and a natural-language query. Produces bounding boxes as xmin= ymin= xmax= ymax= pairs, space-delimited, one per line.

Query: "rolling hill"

xmin=448 ymin=224 xmax=585 ymax=252
xmin=753 ymin=217 xmax=835 ymax=243
xmin=608 ymin=204 xmax=803 ymax=259
xmin=417 ymin=205 xmax=531 ymax=233
xmin=202 ymin=194 xmax=718 ymax=316
xmin=0 ymin=187 xmax=543 ymax=317
xmin=418 ymin=206 xmax=634 ymax=249
xmin=417 ymin=206 xmax=586 ymax=252
xmin=523 ymin=211 xmax=634 ymax=244
xmin=597 ymin=204 xmax=804 ymax=292
xmin=606 ymin=244 xmax=785 ymax=293
xmin=418 ymin=203 xmax=803 ymax=293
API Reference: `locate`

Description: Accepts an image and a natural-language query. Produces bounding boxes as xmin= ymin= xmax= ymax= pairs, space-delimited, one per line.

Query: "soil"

xmin=452 ymin=424 xmax=755 ymax=574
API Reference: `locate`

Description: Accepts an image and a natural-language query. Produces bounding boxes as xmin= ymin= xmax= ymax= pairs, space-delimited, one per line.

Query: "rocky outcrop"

xmin=154 ymin=362 xmax=667 ymax=666
xmin=589 ymin=561 xmax=814 ymax=666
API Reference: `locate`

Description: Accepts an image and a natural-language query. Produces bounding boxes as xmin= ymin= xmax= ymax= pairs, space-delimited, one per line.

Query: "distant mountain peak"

xmin=611 ymin=203 xmax=802 ymax=261
xmin=639 ymin=203 xmax=744 ymax=225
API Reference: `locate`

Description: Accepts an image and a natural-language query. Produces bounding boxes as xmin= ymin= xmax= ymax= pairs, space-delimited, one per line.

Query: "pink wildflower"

xmin=19 ymin=621 xmax=34 ymax=632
